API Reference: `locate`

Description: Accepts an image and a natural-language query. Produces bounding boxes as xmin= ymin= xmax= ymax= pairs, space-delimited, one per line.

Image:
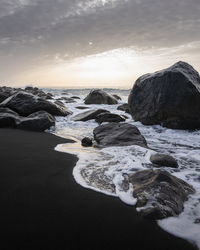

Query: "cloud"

xmin=0 ymin=0 xmax=199 ymax=85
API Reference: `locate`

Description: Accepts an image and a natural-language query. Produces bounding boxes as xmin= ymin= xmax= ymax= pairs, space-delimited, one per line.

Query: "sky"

xmin=0 ymin=0 xmax=200 ymax=88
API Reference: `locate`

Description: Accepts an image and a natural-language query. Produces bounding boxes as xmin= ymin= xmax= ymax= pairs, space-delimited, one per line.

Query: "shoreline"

xmin=0 ymin=128 xmax=197 ymax=250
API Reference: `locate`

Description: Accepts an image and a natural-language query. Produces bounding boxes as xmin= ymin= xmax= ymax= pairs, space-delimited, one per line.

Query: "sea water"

xmin=45 ymin=88 xmax=200 ymax=249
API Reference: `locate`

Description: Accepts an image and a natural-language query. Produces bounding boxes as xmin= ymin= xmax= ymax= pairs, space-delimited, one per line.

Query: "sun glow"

xmin=10 ymin=43 xmax=200 ymax=88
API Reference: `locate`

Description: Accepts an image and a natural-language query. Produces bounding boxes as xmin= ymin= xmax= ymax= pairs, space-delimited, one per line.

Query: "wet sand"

xmin=0 ymin=128 xmax=197 ymax=250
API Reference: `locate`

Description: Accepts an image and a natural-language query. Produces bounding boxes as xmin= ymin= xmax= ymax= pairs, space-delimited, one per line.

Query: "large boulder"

xmin=125 ymin=170 xmax=195 ymax=219
xmin=93 ymin=123 xmax=147 ymax=147
xmin=0 ymin=91 xmax=72 ymax=117
xmin=71 ymin=109 xmax=109 ymax=122
xmin=95 ymin=112 xmax=126 ymax=124
xmin=17 ymin=111 xmax=55 ymax=132
xmin=84 ymin=89 xmax=118 ymax=105
xmin=128 ymin=61 xmax=200 ymax=129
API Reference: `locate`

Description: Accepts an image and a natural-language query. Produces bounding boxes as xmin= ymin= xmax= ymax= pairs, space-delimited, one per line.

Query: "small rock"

xmin=150 ymin=153 xmax=178 ymax=168
xmin=81 ymin=137 xmax=93 ymax=147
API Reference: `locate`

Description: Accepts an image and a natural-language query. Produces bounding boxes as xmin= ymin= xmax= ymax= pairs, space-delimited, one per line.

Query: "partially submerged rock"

xmin=112 ymin=94 xmax=121 ymax=100
xmin=85 ymin=89 xmax=118 ymax=105
xmin=75 ymin=106 xmax=89 ymax=110
xmin=93 ymin=123 xmax=147 ymax=147
xmin=128 ymin=61 xmax=200 ymax=129
xmin=1 ymin=91 xmax=72 ymax=117
xmin=150 ymin=153 xmax=178 ymax=168
xmin=71 ymin=109 xmax=109 ymax=122
xmin=117 ymin=103 xmax=130 ymax=114
xmin=126 ymin=170 xmax=195 ymax=219
xmin=95 ymin=112 xmax=126 ymax=124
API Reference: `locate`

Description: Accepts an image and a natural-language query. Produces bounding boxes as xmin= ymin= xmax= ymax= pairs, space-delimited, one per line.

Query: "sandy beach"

xmin=0 ymin=128 xmax=197 ymax=250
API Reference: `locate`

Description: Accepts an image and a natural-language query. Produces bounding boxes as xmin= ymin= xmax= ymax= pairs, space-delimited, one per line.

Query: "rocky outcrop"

xmin=124 ymin=170 xmax=194 ymax=219
xmin=128 ymin=61 xmax=200 ymax=129
xmin=17 ymin=111 xmax=55 ymax=132
xmin=85 ymin=89 xmax=118 ymax=105
xmin=117 ymin=103 xmax=130 ymax=114
xmin=1 ymin=91 xmax=72 ymax=117
xmin=71 ymin=109 xmax=109 ymax=122
xmin=93 ymin=123 xmax=147 ymax=147
xmin=95 ymin=113 xmax=126 ymax=124
xmin=150 ymin=153 xmax=178 ymax=168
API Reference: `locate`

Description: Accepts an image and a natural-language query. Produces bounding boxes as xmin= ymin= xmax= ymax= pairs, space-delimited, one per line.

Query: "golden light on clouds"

xmin=11 ymin=43 xmax=200 ymax=88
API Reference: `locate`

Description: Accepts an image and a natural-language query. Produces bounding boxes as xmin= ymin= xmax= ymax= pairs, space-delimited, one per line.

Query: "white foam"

xmin=49 ymin=88 xmax=200 ymax=249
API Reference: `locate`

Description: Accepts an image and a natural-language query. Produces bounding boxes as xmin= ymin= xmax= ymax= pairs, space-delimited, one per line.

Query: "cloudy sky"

xmin=0 ymin=0 xmax=200 ymax=88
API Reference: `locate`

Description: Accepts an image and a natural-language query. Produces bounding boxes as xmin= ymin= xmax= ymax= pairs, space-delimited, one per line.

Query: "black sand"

xmin=0 ymin=129 xmax=197 ymax=250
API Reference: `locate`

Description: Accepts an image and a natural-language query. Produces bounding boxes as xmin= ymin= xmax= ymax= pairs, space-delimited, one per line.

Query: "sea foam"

xmin=46 ymin=88 xmax=200 ymax=249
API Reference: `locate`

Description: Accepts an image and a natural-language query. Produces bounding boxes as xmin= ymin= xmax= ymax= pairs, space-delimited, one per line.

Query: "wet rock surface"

xmin=71 ymin=109 xmax=109 ymax=122
xmin=128 ymin=61 xmax=200 ymax=129
xmin=117 ymin=103 xmax=130 ymax=114
xmin=125 ymin=169 xmax=195 ymax=219
xmin=93 ymin=122 xmax=147 ymax=147
xmin=81 ymin=137 xmax=93 ymax=147
xmin=95 ymin=112 xmax=126 ymax=124
xmin=150 ymin=153 xmax=178 ymax=168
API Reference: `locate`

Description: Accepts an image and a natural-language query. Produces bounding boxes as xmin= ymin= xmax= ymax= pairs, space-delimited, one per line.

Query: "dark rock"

xmin=150 ymin=153 xmax=178 ymax=168
xmin=117 ymin=103 xmax=130 ymax=114
xmin=113 ymin=94 xmax=121 ymax=100
xmin=71 ymin=96 xmax=80 ymax=99
xmin=81 ymin=137 xmax=93 ymax=147
xmin=60 ymin=97 xmax=76 ymax=103
xmin=0 ymin=108 xmax=20 ymax=127
xmin=75 ymin=106 xmax=89 ymax=110
xmin=54 ymin=100 xmax=65 ymax=107
xmin=0 ymin=92 xmax=10 ymax=103
xmin=95 ymin=112 xmax=126 ymax=124
xmin=128 ymin=61 xmax=200 ymax=129
xmin=17 ymin=111 xmax=55 ymax=132
xmin=93 ymin=123 xmax=147 ymax=147
xmin=126 ymin=170 xmax=195 ymax=219
xmin=1 ymin=91 xmax=72 ymax=117
xmin=71 ymin=109 xmax=110 ymax=122
xmin=84 ymin=89 xmax=118 ymax=105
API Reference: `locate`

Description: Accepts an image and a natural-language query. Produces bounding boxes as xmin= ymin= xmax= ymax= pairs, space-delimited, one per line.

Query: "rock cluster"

xmin=0 ymin=87 xmax=72 ymax=131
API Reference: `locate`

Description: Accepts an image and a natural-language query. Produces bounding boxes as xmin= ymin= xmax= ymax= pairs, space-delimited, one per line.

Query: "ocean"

xmin=44 ymin=88 xmax=200 ymax=249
